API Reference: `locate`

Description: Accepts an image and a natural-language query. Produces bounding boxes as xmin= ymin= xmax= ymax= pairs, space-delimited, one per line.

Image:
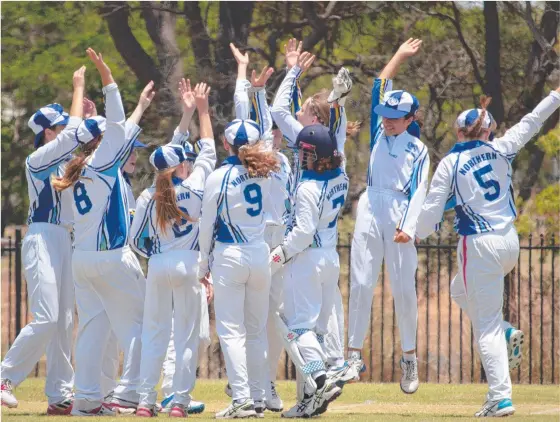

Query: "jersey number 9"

xmin=244 ymin=183 xmax=262 ymax=216
xmin=74 ymin=182 xmax=93 ymax=215
xmin=473 ymin=164 xmax=500 ymax=201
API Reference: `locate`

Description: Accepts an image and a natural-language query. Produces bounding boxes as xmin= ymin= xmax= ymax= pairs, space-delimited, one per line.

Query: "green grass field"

xmin=1 ymin=379 xmax=559 ymax=421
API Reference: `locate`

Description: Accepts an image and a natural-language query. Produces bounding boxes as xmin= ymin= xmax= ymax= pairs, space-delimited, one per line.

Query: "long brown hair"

xmin=52 ymin=138 xmax=101 ymax=191
xmin=457 ymin=96 xmax=494 ymax=139
xmin=314 ymin=155 xmax=343 ymax=173
xmin=233 ymin=142 xmax=280 ymax=178
xmin=154 ymin=166 xmax=196 ymax=233
xmin=309 ymin=89 xmax=361 ymax=137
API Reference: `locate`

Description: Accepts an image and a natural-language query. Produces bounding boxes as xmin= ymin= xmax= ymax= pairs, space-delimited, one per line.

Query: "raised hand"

xmin=251 ymin=65 xmax=274 ymax=88
xmin=284 ymin=38 xmax=302 ymax=69
xmin=297 ymin=51 xmax=316 ymax=73
xmin=86 ymin=48 xmax=112 ymax=80
xmin=138 ymin=81 xmax=156 ymax=111
xmin=73 ymin=66 xmax=86 ymax=90
xmin=83 ymin=98 xmax=97 ymax=119
xmin=230 ymin=43 xmax=249 ymax=66
xmin=194 ymin=82 xmax=211 ymax=114
xmin=396 ymin=38 xmax=422 ymax=58
xmin=178 ymin=78 xmax=196 ymax=114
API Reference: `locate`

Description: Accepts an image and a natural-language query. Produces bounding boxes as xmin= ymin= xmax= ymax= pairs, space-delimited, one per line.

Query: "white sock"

xmin=349 ymin=350 xmax=361 ymax=360
xmin=403 ymin=353 xmax=416 ymax=362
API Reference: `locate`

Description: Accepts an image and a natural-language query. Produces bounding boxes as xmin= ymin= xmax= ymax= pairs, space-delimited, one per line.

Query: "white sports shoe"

xmin=281 ymin=397 xmax=312 ymax=418
xmin=1 ymin=379 xmax=18 ymax=408
xmin=327 ymin=359 xmax=364 ymax=387
xmin=70 ymin=403 xmax=116 ymax=417
xmin=305 ymin=380 xmax=342 ymax=417
xmin=104 ymin=396 xmax=138 ymax=414
xmin=265 ymin=381 xmax=283 ymax=412
xmin=254 ymin=400 xmax=265 ymax=418
xmin=505 ymin=327 xmax=524 ymax=370
xmin=475 ymin=398 xmax=515 ymax=417
xmin=400 ymin=358 xmax=419 ymax=394
xmin=216 ymin=399 xmax=257 ymax=419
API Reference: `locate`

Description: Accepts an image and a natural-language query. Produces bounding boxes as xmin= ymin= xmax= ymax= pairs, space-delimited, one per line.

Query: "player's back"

xmin=446 ymin=140 xmax=514 ymax=235
xmin=212 ymin=157 xmax=271 ymax=244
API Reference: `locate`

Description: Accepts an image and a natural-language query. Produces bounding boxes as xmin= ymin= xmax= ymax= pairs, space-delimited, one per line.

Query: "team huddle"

xmin=2 ymin=38 xmax=560 ymax=419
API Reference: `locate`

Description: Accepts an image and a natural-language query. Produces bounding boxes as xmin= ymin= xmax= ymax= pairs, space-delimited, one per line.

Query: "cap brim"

xmin=373 ymin=104 xmax=408 ymax=119
xmin=133 ymin=139 xmax=146 ymax=149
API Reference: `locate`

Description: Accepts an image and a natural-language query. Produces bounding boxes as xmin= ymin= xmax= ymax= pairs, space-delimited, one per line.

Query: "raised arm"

xmin=27 ymin=67 xmax=85 ymax=174
xmin=230 ymin=43 xmax=251 ymax=119
xmin=378 ymin=38 xmax=422 ymax=80
xmin=250 ymin=64 xmax=275 ymax=145
xmin=190 ymin=83 xmax=216 ymax=183
xmin=416 ymin=157 xmax=453 ymax=240
xmin=493 ymin=88 xmax=560 ymax=158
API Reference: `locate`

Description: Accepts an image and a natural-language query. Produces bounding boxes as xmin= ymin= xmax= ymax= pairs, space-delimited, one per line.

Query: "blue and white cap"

xmin=374 ymin=90 xmax=419 ymax=119
xmin=28 ymin=103 xmax=69 ymax=148
xmin=183 ymin=142 xmax=197 ymax=161
xmin=456 ymin=109 xmax=496 ymax=129
xmin=149 ymin=145 xmax=186 ymax=171
xmin=75 ymin=116 xmax=107 ymax=144
xmin=224 ymin=119 xmax=261 ymax=146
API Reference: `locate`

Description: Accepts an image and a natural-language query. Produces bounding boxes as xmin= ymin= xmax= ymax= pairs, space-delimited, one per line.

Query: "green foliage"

xmin=536 ymin=127 xmax=560 ymax=156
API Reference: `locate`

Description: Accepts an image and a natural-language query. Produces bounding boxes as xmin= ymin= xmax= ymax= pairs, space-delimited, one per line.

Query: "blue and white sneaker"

xmin=160 ymin=395 xmax=205 ymax=414
xmin=505 ymin=327 xmax=524 ymax=370
xmin=475 ymin=398 xmax=515 ymax=417
xmin=327 ymin=360 xmax=365 ymax=387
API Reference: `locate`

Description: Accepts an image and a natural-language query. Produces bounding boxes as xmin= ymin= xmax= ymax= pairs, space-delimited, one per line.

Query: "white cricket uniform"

xmin=70 ymin=83 xmax=146 ymax=408
xmin=347 ymin=78 xmax=429 ymax=353
xmin=416 ymin=90 xmax=560 ymax=401
xmin=130 ymin=135 xmax=216 ymax=407
xmin=198 ymin=156 xmax=272 ymax=402
xmin=281 ymin=168 xmax=349 ymax=386
xmin=271 ymin=66 xmax=348 ymax=367
xmin=0 ymin=117 xmax=81 ymax=404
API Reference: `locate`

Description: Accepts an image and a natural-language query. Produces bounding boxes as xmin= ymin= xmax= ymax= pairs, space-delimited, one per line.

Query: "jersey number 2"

xmin=244 ymin=183 xmax=262 ymax=216
xmin=172 ymin=206 xmax=193 ymax=238
xmin=74 ymin=182 xmax=93 ymax=215
xmin=473 ymin=164 xmax=500 ymax=201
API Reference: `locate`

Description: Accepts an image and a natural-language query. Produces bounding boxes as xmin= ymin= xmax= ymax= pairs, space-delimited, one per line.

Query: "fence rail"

xmin=1 ymin=227 xmax=558 ymax=384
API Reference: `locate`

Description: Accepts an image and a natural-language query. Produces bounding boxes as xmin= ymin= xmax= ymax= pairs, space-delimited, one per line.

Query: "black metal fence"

xmin=2 ymin=227 xmax=558 ymax=384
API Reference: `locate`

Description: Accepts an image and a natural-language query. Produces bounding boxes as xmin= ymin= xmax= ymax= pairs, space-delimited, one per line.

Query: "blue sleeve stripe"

xmin=90 ymin=136 xmax=136 ymax=172
xmin=26 ymin=144 xmax=79 ymax=173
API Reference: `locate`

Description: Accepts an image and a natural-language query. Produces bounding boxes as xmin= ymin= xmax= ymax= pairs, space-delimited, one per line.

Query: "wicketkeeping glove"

xmin=269 ymin=245 xmax=287 ymax=275
xmin=327 ymin=67 xmax=353 ymax=107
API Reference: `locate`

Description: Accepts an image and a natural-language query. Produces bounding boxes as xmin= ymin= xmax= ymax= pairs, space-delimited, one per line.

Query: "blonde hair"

xmin=52 ymin=138 xmax=101 ymax=191
xmin=154 ymin=166 xmax=195 ymax=232
xmin=308 ymin=89 xmax=361 ymax=137
xmin=233 ymin=142 xmax=280 ymax=178
xmin=457 ymin=96 xmax=494 ymax=139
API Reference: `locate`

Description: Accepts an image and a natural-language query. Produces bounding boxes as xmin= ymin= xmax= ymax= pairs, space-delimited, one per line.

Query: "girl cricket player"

xmin=269 ymin=124 xmax=348 ymax=418
xmin=52 ymin=48 xmax=154 ymax=416
xmin=130 ymin=82 xmax=216 ymax=418
xmin=198 ymin=117 xmax=279 ymax=418
xmin=271 ymin=40 xmax=359 ymax=388
xmin=347 ymin=38 xmax=428 ymax=394
xmin=229 ymin=42 xmax=289 ymax=411
xmin=416 ymin=87 xmax=560 ymax=417
xmin=0 ymin=66 xmax=86 ymax=415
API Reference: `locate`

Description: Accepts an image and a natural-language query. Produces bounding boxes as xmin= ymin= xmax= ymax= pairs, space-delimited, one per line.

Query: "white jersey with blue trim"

xmin=416 ymin=90 xmax=560 ymax=238
xmin=198 ymin=156 xmax=271 ymax=275
xmin=129 ymin=137 xmax=216 ymax=258
xmin=25 ymin=116 xmax=82 ymax=228
xmin=367 ymin=77 xmax=430 ymax=237
xmin=283 ymin=168 xmax=348 ymax=260
xmin=71 ymin=83 xmax=142 ymax=251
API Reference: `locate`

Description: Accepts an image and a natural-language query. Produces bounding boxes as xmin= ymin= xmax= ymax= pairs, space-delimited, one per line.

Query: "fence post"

xmin=15 ymin=227 xmax=22 ymax=337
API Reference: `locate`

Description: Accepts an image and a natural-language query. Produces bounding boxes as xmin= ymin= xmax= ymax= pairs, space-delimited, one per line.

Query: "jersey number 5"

xmin=74 ymin=182 xmax=93 ymax=215
xmin=244 ymin=183 xmax=262 ymax=216
xmin=473 ymin=164 xmax=500 ymax=201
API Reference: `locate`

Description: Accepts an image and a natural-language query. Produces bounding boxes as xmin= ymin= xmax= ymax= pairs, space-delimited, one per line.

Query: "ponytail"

xmin=459 ymin=96 xmax=493 ymax=139
xmin=154 ymin=167 xmax=195 ymax=233
xmin=233 ymin=142 xmax=280 ymax=178
xmin=52 ymin=137 xmax=101 ymax=191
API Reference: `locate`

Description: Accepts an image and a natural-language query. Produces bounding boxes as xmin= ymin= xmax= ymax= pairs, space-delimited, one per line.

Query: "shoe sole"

xmin=508 ymin=331 xmax=524 ymax=370
xmin=495 ymin=407 xmax=515 ymax=417
xmin=266 ymin=406 xmax=283 ymax=412
xmin=188 ymin=405 xmax=205 ymax=414
xmin=310 ymin=388 xmax=343 ymax=417
xmin=1 ymin=401 xmax=18 ymax=409
xmin=400 ymin=382 xmax=419 ymax=395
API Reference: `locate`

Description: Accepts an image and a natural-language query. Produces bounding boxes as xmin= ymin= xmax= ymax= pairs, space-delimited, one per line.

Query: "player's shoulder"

xmin=138 ymin=187 xmax=155 ymax=202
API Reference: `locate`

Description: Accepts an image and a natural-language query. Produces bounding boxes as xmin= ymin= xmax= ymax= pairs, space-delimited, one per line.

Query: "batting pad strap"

xmin=302 ymin=360 xmax=326 ymax=374
xmin=316 ymin=333 xmax=325 ymax=344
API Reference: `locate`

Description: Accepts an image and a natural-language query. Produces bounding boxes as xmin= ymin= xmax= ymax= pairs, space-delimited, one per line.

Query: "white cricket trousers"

xmin=348 ymin=188 xmax=418 ymax=352
xmin=452 ymin=225 xmax=519 ymax=401
xmin=138 ymin=249 xmax=201 ymax=407
xmin=72 ymin=246 xmax=145 ymax=409
xmin=283 ymin=247 xmax=340 ymax=376
xmin=1 ymin=223 xmax=74 ymax=404
xmin=212 ymin=241 xmax=271 ymax=402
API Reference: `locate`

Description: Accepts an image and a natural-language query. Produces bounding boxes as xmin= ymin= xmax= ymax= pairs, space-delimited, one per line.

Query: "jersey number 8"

xmin=74 ymin=182 xmax=93 ymax=215
xmin=244 ymin=183 xmax=262 ymax=216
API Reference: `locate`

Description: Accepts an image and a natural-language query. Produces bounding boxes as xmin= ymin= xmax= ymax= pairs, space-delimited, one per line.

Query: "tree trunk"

xmin=483 ymin=2 xmax=505 ymax=125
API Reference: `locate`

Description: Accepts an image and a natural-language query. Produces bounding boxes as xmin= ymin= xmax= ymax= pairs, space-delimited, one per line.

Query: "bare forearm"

xmin=379 ymin=53 xmax=407 ymax=80
xmin=178 ymin=109 xmax=195 ymax=133
xmin=128 ymin=103 xmax=147 ymax=125
xmin=70 ymin=87 xmax=84 ymax=118
xmin=199 ymin=111 xmax=213 ymax=139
